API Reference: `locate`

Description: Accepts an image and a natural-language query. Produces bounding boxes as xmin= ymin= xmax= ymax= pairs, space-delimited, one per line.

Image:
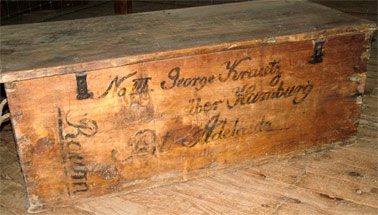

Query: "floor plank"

xmin=234 ymin=167 xmax=377 ymax=215
xmin=346 ymin=139 xmax=378 ymax=155
xmin=239 ymin=164 xmax=378 ymax=214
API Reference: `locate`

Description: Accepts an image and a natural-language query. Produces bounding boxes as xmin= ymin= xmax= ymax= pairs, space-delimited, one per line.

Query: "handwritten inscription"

xmin=125 ymin=77 xmax=154 ymax=123
xmin=129 ymin=129 xmax=157 ymax=155
xmin=58 ymin=109 xmax=98 ymax=196
xmin=131 ymin=77 xmax=152 ymax=95
xmin=100 ymin=57 xmax=312 ymax=153
xmin=160 ymin=67 xmax=215 ymax=91
xmin=160 ymin=58 xmax=280 ymax=91
xmin=219 ymin=57 xmax=280 ymax=82
xmin=98 ymin=72 xmax=137 ymax=98
xmin=98 ymin=72 xmax=154 ymax=123
xmin=162 ymin=114 xmax=279 ymax=148
xmin=187 ymin=98 xmax=223 ymax=115
xmin=227 ymin=73 xmax=313 ymax=108
xmin=98 ymin=72 xmax=153 ymax=99
xmin=184 ymin=73 xmax=312 ymax=116
xmin=111 ymin=129 xmax=157 ymax=162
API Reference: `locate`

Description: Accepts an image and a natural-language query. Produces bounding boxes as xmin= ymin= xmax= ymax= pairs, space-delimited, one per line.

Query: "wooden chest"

xmin=1 ymin=0 xmax=376 ymax=212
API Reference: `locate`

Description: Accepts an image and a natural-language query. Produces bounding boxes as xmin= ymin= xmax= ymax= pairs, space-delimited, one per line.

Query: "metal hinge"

xmin=75 ymin=72 xmax=93 ymax=100
xmin=309 ymin=38 xmax=325 ymax=64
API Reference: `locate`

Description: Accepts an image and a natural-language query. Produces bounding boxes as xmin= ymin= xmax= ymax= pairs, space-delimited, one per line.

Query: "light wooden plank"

xmin=119 ymin=185 xmax=253 ymax=215
xmin=343 ymin=140 xmax=378 ymax=156
xmin=168 ymin=179 xmax=280 ymax=214
xmin=1 ymin=0 xmax=376 ymax=82
xmin=297 ymin=172 xmax=378 ymax=208
xmin=120 ymin=186 xmax=252 ymax=215
xmin=274 ymin=203 xmax=322 ymax=215
xmin=209 ymin=173 xmax=328 ymax=214
xmin=357 ymin=124 xmax=378 ymax=139
xmin=323 ymin=148 xmax=378 ymax=171
xmin=367 ymin=65 xmax=377 ymax=74
xmin=75 ymin=197 xmax=146 ymax=215
xmin=284 ymin=152 xmax=378 ymax=187
xmin=362 ymin=96 xmax=377 ymax=108
xmin=225 ymin=168 xmax=378 ymax=215
xmin=243 ymin=156 xmax=378 ymax=207
xmin=0 ymin=205 xmax=19 ymax=215
xmin=360 ymin=112 xmax=378 ymax=123
xmin=37 ymin=207 xmax=95 ymax=215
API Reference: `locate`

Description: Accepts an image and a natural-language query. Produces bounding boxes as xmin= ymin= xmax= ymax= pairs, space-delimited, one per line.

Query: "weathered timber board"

xmin=4 ymin=32 xmax=372 ymax=212
xmin=0 ymin=0 xmax=376 ymax=83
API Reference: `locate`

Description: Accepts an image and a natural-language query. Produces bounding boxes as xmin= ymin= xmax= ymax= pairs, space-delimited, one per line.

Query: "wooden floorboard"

xmin=234 ymin=167 xmax=376 ymax=215
xmin=1 ymin=1 xmax=377 ymax=215
xmin=346 ymin=139 xmax=378 ymax=155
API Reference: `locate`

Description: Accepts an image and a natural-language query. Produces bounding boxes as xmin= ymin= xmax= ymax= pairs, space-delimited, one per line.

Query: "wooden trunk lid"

xmin=0 ymin=0 xmax=376 ymax=83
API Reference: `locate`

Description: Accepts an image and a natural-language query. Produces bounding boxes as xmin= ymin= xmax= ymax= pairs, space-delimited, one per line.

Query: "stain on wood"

xmin=0 ymin=0 xmax=376 ymax=213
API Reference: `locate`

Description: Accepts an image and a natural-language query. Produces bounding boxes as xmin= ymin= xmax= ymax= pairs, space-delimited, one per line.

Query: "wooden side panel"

xmin=5 ymin=33 xmax=372 ymax=212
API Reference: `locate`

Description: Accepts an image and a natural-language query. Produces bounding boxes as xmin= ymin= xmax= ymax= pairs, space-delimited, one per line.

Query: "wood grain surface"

xmin=1 ymin=0 xmax=377 ymax=213
xmin=4 ymin=31 xmax=373 ymax=212
xmin=0 ymin=0 xmax=376 ymax=83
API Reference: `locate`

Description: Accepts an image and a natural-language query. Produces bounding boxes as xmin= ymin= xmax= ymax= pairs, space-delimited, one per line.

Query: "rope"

xmin=0 ymin=99 xmax=11 ymax=127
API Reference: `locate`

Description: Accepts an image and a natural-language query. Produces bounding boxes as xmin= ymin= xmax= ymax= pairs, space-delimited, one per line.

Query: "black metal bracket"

xmin=309 ymin=38 xmax=325 ymax=64
xmin=75 ymin=72 xmax=93 ymax=100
